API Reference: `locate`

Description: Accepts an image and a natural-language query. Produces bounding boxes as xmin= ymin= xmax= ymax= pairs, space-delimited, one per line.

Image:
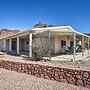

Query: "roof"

xmin=0 ymin=26 xmax=90 ymax=40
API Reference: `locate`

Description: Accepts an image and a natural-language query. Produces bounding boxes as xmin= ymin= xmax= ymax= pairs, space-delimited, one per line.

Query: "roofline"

xmin=0 ymin=26 xmax=90 ymax=40
xmin=0 ymin=29 xmax=32 ymax=40
xmin=68 ymin=26 xmax=90 ymax=37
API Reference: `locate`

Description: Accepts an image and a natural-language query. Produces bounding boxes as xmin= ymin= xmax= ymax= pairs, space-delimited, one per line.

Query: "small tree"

xmin=31 ymin=33 xmax=51 ymax=61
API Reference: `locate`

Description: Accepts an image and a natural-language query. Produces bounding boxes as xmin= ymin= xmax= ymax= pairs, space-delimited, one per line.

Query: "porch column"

xmin=1 ymin=40 xmax=3 ymax=51
xmin=88 ymin=37 xmax=90 ymax=54
xmin=0 ymin=40 xmax=1 ymax=51
xmin=3 ymin=39 xmax=6 ymax=51
xmin=17 ymin=37 xmax=19 ymax=54
xmin=73 ymin=33 xmax=76 ymax=61
xmin=48 ymin=30 xmax=51 ymax=60
xmin=89 ymin=37 xmax=90 ymax=53
xmin=29 ymin=33 xmax=32 ymax=58
xmin=9 ymin=38 xmax=12 ymax=52
xmin=82 ymin=36 xmax=84 ymax=56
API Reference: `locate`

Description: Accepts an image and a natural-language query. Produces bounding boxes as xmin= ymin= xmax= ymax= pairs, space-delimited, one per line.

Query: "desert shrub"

xmin=31 ymin=34 xmax=51 ymax=61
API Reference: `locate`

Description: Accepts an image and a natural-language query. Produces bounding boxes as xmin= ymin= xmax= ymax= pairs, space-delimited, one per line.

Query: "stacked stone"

xmin=0 ymin=60 xmax=90 ymax=88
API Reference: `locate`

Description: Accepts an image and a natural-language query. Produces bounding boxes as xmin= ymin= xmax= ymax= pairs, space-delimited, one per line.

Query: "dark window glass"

xmin=61 ymin=40 xmax=66 ymax=47
xmin=26 ymin=41 xmax=29 ymax=45
xmin=70 ymin=41 xmax=73 ymax=46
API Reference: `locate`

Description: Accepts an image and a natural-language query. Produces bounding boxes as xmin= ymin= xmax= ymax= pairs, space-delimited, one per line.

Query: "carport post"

xmin=88 ymin=37 xmax=90 ymax=54
xmin=73 ymin=32 xmax=76 ymax=61
xmin=82 ymin=36 xmax=84 ymax=56
xmin=17 ymin=37 xmax=19 ymax=55
xmin=48 ymin=30 xmax=51 ymax=60
xmin=89 ymin=37 xmax=90 ymax=54
xmin=9 ymin=38 xmax=12 ymax=52
xmin=3 ymin=39 xmax=6 ymax=51
xmin=29 ymin=33 xmax=32 ymax=58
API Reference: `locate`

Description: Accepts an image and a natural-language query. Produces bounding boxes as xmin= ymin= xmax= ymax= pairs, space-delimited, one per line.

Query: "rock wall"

xmin=0 ymin=60 xmax=90 ymax=88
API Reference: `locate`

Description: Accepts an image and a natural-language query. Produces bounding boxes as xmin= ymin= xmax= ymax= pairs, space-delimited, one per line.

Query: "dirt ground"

xmin=0 ymin=68 xmax=89 ymax=90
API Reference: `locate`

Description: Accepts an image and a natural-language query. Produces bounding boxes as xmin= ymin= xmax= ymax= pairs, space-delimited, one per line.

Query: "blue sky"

xmin=0 ymin=0 xmax=90 ymax=33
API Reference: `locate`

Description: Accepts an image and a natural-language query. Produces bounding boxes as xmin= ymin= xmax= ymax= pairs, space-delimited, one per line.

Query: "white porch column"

xmin=88 ymin=37 xmax=90 ymax=54
xmin=0 ymin=40 xmax=2 ymax=51
xmin=73 ymin=33 xmax=76 ymax=61
xmin=89 ymin=37 xmax=90 ymax=54
xmin=48 ymin=30 xmax=51 ymax=60
xmin=9 ymin=38 xmax=12 ymax=52
xmin=17 ymin=37 xmax=19 ymax=54
xmin=82 ymin=36 xmax=84 ymax=56
xmin=29 ymin=33 xmax=32 ymax=58
xmin=0 ymin=41 xmax=1 ymax=51
xmin=3 ymin=39 xmax=6 ymax=51
xmin=1 ymin=41 xmax=3 ymax=51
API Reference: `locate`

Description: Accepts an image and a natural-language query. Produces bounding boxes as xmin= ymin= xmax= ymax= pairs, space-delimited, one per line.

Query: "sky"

xmin=0 ymin=0 xmax=90 ymax=33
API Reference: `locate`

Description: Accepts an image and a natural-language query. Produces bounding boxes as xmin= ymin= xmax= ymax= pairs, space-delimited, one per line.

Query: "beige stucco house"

xmin=0 ymin=26 xmax=90 ymax=60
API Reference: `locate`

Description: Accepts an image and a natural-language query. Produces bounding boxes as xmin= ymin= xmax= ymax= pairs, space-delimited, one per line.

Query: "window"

xmin=70 ymin=41 xmax=73 ymax=47
xmin=26 ymin=41 xmax=29 ymax=45
xmin=61 ymin=40 xmax=66 ymax=47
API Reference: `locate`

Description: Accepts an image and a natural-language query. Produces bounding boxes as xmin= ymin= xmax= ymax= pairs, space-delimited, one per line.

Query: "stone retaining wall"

xmin=0 ymin=60 xmax=90 ymax=88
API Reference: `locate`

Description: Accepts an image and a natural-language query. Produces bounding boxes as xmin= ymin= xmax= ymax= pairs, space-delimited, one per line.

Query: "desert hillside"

xmin=0 ymin=29 xmax=20 ymax=39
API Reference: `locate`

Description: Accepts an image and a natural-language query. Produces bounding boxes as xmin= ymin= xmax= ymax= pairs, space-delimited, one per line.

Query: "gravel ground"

xmin=2 ymin=53 xmax=90 ymax=68
xmin=3 ymin=53 xmax=90 ymax=69
xmin=0 ymin=68 xmax=89 ymax=90
xmin=50 ymin=56 xmax=90 ymax=68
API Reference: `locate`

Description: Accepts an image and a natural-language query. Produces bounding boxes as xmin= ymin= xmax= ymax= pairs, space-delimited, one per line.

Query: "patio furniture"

xmin=62 ymin=46 xmax=71 ymax=54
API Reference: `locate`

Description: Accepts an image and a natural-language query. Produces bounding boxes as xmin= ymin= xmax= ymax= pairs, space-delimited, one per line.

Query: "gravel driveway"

xmin=0 ymin=68 xmax=89 ymax=90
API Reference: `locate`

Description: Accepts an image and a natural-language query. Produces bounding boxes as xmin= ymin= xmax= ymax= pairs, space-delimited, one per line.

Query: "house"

xmin=0 ymin=26 xmax=90 ymax=60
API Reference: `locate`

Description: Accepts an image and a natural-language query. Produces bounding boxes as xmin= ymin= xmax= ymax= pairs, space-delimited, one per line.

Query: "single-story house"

xmin=0 ymin=26 xmax=90 ymax=60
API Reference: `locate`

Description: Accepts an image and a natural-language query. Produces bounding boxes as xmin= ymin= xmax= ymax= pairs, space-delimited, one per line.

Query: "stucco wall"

xmin=19 ymin=39 xmax=24 ymax=51
xmin=0 ymin=35 xmax=79 ymax=54
xmin=6 ymin=40 xmax=9 ymax=51
xmin=19 ymin=39 xmax=29 ymax=51
xmin=54 ymin=35 xmax=73 ymax=53
xmin=0 ymin=40 xmax=6 ymax=51
xmin=50 ymin=37 xmax=55 ymax=53
xmin=54 ymin=37 xmax=60 ymax=53
xmin=23 ymin=39 xmax=29 ymax=51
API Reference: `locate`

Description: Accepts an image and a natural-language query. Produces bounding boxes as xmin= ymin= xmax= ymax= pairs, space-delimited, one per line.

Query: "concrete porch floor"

xmin=0 ymin=49 xmax=90 ymax=62
xmin=50 ymin=50 xmax=90 ymax=61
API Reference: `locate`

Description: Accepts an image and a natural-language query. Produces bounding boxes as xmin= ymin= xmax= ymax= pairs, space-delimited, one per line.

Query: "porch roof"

xmin=32 ymin=26 xmax=90 ymax=37
xmin=0 ymin=26 xmax=90 ymax=40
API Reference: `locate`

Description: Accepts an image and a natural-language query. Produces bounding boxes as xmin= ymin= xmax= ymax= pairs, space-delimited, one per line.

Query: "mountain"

xmin=0 ymin=28 xmax=20 ymax=39
xmin=33 ymin=22 xmax=54 ymax=28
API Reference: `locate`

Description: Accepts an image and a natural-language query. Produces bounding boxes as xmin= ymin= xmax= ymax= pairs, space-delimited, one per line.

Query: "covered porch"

xmin=0 ymin=26 xmax=90 ymax=61
xmin=31 ymin=27 xmax=90 ymax=61
xmin=0 ymin=32 xmax=33 ymax=58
